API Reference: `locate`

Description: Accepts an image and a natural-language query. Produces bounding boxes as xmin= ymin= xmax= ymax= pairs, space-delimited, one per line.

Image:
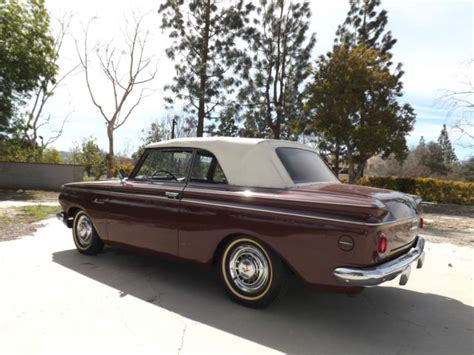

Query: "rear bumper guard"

xmin=333 ymin=236 xmax=426 ymax=287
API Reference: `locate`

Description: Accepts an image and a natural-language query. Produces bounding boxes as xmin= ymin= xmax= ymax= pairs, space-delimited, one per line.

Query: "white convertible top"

xmin=145 ymin=137 xmax=317 ymax=188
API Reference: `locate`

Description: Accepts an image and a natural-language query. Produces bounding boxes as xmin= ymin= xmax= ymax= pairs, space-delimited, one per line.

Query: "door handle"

xmin=165 ymin=191 xmax=180 ymax=199
xmin=93 ymin=198 xmax=107 ymax=204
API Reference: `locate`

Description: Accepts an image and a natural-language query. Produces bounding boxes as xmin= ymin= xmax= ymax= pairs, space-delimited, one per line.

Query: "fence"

xmin=0 ymin=161 xmax=84 ymax=191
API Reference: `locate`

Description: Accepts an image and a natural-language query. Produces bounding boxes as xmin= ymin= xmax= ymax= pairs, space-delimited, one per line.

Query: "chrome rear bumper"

xmin=333 ymin=236 xmax=426 ymax=287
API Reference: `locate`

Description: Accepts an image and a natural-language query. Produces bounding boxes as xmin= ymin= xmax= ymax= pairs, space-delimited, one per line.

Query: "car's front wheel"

xmin=72 ymin=211 xmax=104 ymax=255
xmin=219 ymin=237 xmax=287 ymax=308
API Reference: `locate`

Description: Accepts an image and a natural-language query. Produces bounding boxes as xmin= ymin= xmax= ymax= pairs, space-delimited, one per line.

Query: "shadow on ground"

xmin=53 ymin=248 xmax=473 ymax=354
xmin=0 ymin=189 xmax=58 ymax=201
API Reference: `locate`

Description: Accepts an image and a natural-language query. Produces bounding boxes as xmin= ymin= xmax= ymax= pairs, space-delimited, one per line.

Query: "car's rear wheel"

xmin=219 ymin=237 xmax=287 ymax=308
xmin=72 ymin=211 xmax=104 ymax=255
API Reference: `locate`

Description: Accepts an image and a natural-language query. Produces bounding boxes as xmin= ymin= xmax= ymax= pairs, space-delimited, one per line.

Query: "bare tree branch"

xmin=439 ymin=60 xmax=474 ymax=149
xmin=22 ymin=12 xmax=79 ymax=150
xmin=76 ymin=13 xmax=157 ymax=177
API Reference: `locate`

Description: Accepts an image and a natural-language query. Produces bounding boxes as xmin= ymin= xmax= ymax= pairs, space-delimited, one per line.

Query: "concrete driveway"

xmin=0 ymin=219 xmax=472 ymax=355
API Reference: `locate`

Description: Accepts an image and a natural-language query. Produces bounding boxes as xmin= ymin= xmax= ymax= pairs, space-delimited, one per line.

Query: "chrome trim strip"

xmin=181 ymin=198 xmax=417 ymax=227
xmin=183 ymin=187 xmax=386 ymax=209
xmin=66 ymin=187 xmax=172 ymax=202
xmin=333 ymin=236 xmax=425 ymax=286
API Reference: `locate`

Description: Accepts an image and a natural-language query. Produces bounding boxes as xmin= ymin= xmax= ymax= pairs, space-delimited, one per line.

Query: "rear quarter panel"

xmin=179 ymin=184 xmax=384 ymax=287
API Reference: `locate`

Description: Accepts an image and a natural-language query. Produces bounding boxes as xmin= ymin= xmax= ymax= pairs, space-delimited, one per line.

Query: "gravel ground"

xmin=420 ymin=203 xmax=474 ymax=247
xmin=0 ymin=220 xmax=40 ymax=241
xmin=0 ymin=190 xmax=60 ymax=242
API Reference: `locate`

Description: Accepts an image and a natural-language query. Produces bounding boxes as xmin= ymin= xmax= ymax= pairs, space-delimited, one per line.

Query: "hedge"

xmin=357 ymin=176 xmax=474 ymax=205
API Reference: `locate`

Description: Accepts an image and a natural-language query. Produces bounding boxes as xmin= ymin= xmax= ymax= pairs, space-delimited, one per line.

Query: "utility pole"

xmin=171 ymin=118 xmax=176 ymax=139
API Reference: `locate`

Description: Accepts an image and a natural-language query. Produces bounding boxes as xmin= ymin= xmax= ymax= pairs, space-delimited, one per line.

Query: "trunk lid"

xmin=292 ymin=183 xmax=421 ymax=260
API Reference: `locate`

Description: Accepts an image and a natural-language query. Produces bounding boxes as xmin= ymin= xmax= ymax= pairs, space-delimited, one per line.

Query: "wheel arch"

xmin=67 ymin=206 xmax=81 ymax=219
xmin=211 ymin=232 xmax=294 ymax=276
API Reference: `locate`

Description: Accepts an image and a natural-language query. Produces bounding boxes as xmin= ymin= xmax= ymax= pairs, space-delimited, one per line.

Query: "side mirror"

xmin=118 ymin=168 xmax=127 ymax=183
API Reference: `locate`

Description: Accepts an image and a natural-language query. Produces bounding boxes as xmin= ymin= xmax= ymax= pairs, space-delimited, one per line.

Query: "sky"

xmin=42 ymin=0 xmax=474 ymax=159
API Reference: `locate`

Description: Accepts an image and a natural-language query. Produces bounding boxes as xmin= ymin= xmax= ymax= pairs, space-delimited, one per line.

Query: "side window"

xmin=190 ymin=151 xmax=227 ymax=184
xmin=134 ymin=149 xmax=193 ymax=182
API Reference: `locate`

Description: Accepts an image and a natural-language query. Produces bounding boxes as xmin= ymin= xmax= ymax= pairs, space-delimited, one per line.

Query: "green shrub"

xmin=357 ymin=176 xmax=474 ymax=205
xmin=112 ymin=162 xmax=135 ymax=177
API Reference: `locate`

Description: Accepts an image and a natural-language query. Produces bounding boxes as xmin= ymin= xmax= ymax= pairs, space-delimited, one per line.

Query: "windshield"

xmin=134 ymin=149 xmax=193 ymax=182
xmin=276 ymin=147 xmax=339 ymax=184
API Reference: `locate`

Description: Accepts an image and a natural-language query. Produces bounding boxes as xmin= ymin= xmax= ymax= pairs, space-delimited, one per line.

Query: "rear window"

xmin=276 ymin=147 xmax=339 ymax=184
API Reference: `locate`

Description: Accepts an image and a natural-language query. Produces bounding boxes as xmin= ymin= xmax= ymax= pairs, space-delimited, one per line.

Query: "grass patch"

xmin=0 ymin=205 xmax=60 ymax=225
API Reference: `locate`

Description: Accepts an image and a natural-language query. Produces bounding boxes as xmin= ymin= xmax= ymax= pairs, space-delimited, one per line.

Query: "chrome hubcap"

xmin=76 ymin=215 xmax=93 ymax=247
xmin=229 ymin=244 xmax=269 ymax=294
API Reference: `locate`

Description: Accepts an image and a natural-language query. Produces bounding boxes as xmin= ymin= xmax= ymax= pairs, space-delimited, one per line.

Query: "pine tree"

xmin=237 ymin=0 xmax=316 ymax=140
xmin=159 ymin=0 xmax=253 ymax=137
xmin=438 ymin=124 xmax=458 ymax=164
xmin=334 ymin=0 xmax=404 ymax=92
xmin=335 ymin=0 xmax=396 ymax=58
xmin=320 ymin=0 xmax=404 ymax=178
xmin=419 ymin=136 xmax=426 ymax=147
xmin=305 ymin=45 xmax=415 ymax=183
xmin=306 ymin=0 xmax=415 ymax=182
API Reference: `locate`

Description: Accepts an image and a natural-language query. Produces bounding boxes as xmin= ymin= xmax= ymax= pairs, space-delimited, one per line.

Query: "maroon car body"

xmin=58 ymin=137 xmax=425 ymax=306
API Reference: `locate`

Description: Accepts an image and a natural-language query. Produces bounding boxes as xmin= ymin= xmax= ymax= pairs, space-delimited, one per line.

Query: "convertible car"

xmin=57 ymin=137 xmax=426 ymax=308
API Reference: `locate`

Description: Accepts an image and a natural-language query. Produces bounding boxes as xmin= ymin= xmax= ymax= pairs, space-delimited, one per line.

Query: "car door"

xmin=105 ymin=148 xmax=193 ymax=256
xmin=178 ymin=149 xmax=232 ymax=261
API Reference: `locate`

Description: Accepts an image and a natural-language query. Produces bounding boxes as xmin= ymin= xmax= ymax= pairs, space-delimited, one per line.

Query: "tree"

xmin=0 ymin=135 xmax=36 ymax=162
xmin=0 ymin=131 xmax=63 ymax=164
xmin=238 ymin=0 xmax=316 ymax=139
xmin=0 ymin=0 xmax=57 ymax=134
xmin=335 ymin=0 xmax=396 ymax=58
xmin=399 ymin=145 xmax=431 ymax=178
xmin=68 ymin=137 xmax=106 ymax=180
xmin=458 ymin=157 xmax=474 ymax=182
xmin=305 ymin=0 xmax=415 ymax=183
xmin=76 ymin=14 xmax=156 ymax=177
xmin=17 ymin=14 xmax=78 ymax=153
xmin=41 ymin=148 xmax=63 ymax=164
xmin=421 ymin=141 xmax=448 ymax=177
xmin=326 ymin=0 xmax=403 ymax=175
xmin=441 ymin=59 xmax=473 ymax=148
xmin=305 ymin=45 xmax=415 ymax=183
xmin=419 ymin=136 xmax=426 ymax=147
xmin=159 ymin=0 xmax=252 ymax=137
xmin=437 ymin=124 xmax=457 ymax=165
xmin=132 ymin=121 xmax=166 ymax=161
xmin=132 ymin=115 xmax=193 ymax=161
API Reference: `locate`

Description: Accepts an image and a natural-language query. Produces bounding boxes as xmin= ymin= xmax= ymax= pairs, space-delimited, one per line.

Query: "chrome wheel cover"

xmin=228 ymin=244 xmax=270 ymax=294
xmin=76 ymin=215 xmax=93 ymax=247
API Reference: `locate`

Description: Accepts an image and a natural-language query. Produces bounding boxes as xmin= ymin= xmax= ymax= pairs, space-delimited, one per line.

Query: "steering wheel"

xmin=151 ymin=169 xmax=178 ymax=181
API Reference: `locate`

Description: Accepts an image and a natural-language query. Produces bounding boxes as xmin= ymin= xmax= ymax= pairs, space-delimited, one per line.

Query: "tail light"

xmin=377 ymin=234 xmax=388 ymax=254
xmin=419 ymin=217 xmax=424 ymax=229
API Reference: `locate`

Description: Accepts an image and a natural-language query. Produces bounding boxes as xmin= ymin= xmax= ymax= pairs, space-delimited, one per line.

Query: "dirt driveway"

xmin=0 ymin=218 xmax=473 ymax=354
xmin=421 ymin=203 xmax=474 ymax=247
